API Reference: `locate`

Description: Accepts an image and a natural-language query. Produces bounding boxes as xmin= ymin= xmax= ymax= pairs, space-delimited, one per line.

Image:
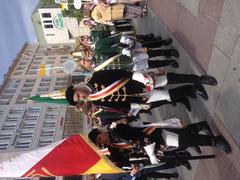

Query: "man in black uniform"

xmin=88 ymin=122 xmax=231 ymax=158
xmin=65 ymin=69 xmax=217 ymax=113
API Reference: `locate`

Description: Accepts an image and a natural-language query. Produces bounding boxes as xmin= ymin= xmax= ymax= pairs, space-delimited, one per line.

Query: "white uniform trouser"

xmin=147 ymin=89 xmax=171 ymax=103
xmin=162 ymin=130 xmax=179 ymax=147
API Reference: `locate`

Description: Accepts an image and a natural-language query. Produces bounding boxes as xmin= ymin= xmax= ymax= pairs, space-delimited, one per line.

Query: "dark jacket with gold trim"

xmin=86 ymin=69 xmax=146 ymax=110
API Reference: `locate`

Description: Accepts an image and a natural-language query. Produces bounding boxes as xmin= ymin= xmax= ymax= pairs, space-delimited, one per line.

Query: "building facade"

xmin=0 ymin=43 xmax=75 ymax=153
xmin=32 ymin=0 xmax=85 ymax=44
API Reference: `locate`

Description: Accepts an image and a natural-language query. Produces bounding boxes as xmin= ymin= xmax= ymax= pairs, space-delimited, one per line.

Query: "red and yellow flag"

xmin=0 ymin=135 xmax=124 ymax=177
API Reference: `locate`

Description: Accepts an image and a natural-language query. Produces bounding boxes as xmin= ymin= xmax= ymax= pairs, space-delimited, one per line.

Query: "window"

xmin=35 ymin=57 xmax=43 ymax=60
xmin=55 ymin=82 xmax=66 ymax=86
xmin=19 ymin=131 xmax=34 ymax=138
xmin=16 ymin=66 xmax=25 ymax=71
xmin=0 ymin=132 xmax=12 ymax=140
xmin=31 ymin=66 xmax=39 ymax=70
xmin=38 ymin=139 xmax=53 ymax=147
xmin=41 ymin=129 xmax=55 ymax=137
xmin=25 ymin=79 xmax=35 ymax=83
xmin=25 ymin=113 xmax=39 ymax=121
xmin=56 ymin=77 xmax=67 ymax=81
xmin=22 ymin=122 xmax=37 ymax=129
xmin=54 ymin=86 xmax=63 ymax=91
xmin=23 ymin=83 xmax=34 ymax=88
xmin=46 ymin=61 xmax=54 ymax=65
xmin=2 ymin=123 xmax=16 ymax=130
xmin=4 ymin=88 xmax=15 ymax=93
xmin=0 ymin=143 xmax=8 ymax=150
xmin=8 ymin=83 xmax=18 ymax=89
xmin=9 ymin=108 xmax=23 ymax=115
xmin=46 ymin=34 xmax=55 ymax=36
xmin=0 ymin=110 xmax=4 ymax=118
xmin=1 ymin=94 xmax=13 ymax=99
xmin=15 ymin=141 xmax=31 ymax=149
xmin=40 ymin=82 xmax=51 ymax=87
xmin=41 ymin=77 xmax=52 ymax=82
xmin=27 ymin=107 xmax=41 ymax=114
xmin=28 ymin=71 xmax=38 ymax=75
xmin=47 ymin=106 xmax=60 ymax=112
xmin=6 ymin=115 xmax=20 ymax=122
xmin=21 ymin=88 xmax=32 ymax=93
xmin=19 ymin=62 xmax=28 ymax=66
xmin=44 ymin=24 xmax=53 ymax=29
xmin=45 ymin=113 xmax=58 ymax=119
xmin=33 ymin=61 xmax=41 ymax=65
xmin=0 ymin=99 xmax=10 ymax=105
xmin=43 ymin=20 xmax=52 ymax=23
xmin=60 ymin=56 xmax=68 ymax=59
xmin=38 ymin=87 xmax=49 ymax=92
xmin=41 ymin=13 xmax=51 ymax=18
xmin=43 ymin=121 xmax=56 ymax=128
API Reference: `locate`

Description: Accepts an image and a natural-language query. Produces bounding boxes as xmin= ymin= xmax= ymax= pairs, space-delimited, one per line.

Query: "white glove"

xmin=144 ymin=142 xmax=159 ymax=164
xmin=132 ymin=71 xmax=154 ymax=91
xmin=120 ymin=36 xmax=135 ymax=47
xmin=120 ymin=36 xmax=128 ymax=44
xmin=121 ymin=47 xmax=132 ymax=57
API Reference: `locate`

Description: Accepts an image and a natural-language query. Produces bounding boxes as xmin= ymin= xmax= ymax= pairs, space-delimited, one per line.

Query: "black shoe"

xmin=189 ymin=85 xmax=198 ymax=99
xmin=170 ymin=61 xmax=179 ymax=68
xmin=167 ymin=49 xmax=180 ymax=58
xmin=190 ymin=146 xmax=202 ymax=154
xmin=171 ymin=173 xmax=178 ymax=178
xmin=180 ymin=161 xmax=192 ymax=170
xmin=195 ymin=84 xmax=209 ymax=100
xmin=200 ymin=75 xmax=217 ymax=86
xmin=177 ymin=150 xmax=192 ymax=158
xmin=179 ymin=98 xmax=191 ymax=112
xmin=214 ymin=135 xmax=232 ymax=154
xmin=163 ymin=38 xmax=173 ymax=46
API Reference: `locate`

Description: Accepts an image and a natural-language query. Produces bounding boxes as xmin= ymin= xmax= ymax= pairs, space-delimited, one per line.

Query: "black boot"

xmin=147 ymin=49 xmax=179 ymax=58
xmin=190 ymin=146 xmax=202 ymax=154
xmin=163 ymin=38 xmax=173 ymax=46
xmin=165 ymin=49 xmax=179 ymax=58
xmin=148 ymin=60 xmax=178 ymax=68
xmin=177 ymin=98 xmax=192 ymax=112
xmin=213 ymin=135 xmax=232 ymax=154
xmin=180 ymin=161 xmax=192 ymax=170
xmin=200 ymin=75 xmax=217 ymax=86
xmin=187 ymin=121 xmax=214 ymax=136
xmin=195 ymin=84 xmax=209 ymax=100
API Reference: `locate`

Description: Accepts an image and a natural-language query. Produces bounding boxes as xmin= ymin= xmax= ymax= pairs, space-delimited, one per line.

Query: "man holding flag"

xmin=0 ymin=134 xmax=124 ymax=177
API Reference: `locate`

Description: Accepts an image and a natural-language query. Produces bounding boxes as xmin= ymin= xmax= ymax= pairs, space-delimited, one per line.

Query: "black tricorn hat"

xmin=65 ymin=85 xmax=77 ymax=106
xmin=88 ymin=129 xmax=101 ymax=144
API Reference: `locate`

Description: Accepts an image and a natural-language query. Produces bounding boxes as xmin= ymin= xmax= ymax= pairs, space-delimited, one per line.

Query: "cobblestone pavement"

xmin=134 ymin=0 xmax=240 ymax=179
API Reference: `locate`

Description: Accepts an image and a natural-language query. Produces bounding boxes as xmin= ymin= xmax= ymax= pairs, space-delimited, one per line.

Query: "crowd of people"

xmin=64 ymin=0 xmax=231 ymax=179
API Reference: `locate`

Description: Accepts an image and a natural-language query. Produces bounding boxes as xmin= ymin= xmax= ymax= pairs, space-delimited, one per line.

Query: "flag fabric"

xmin=0 ymin=134 xmax=124 ymax=177
xmin=23 ymin=90 xmax=68 ymax=106
xmin=39 ymin=64 xmax=51 ymax=77
xmin=23 ymin=96 xmax=69 ymax=105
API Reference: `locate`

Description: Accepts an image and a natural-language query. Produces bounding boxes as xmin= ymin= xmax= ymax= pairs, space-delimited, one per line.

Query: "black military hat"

xmin=65 ymin=85 xmax=77 ymax=106
xmin=88 ymin=129 xmax=101 ymax=144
